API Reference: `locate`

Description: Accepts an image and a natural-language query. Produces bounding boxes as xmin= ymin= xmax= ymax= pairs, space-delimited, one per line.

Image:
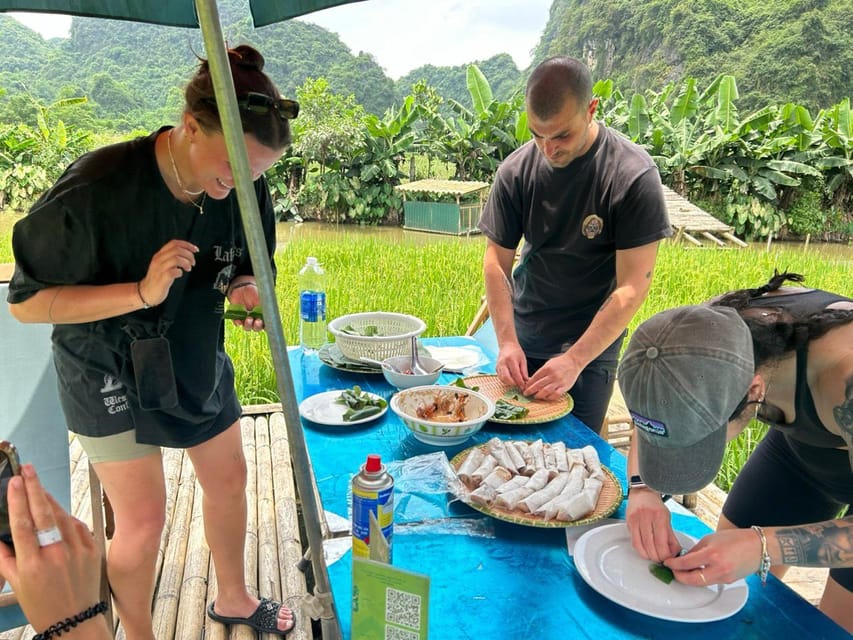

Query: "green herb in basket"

xmin=493 ymin=399 xmax=529 ymax=420
xmin=335 ymin=385 xmax=387 ymax=422
xmin=340 ymin=324 xmax=381 ymax=336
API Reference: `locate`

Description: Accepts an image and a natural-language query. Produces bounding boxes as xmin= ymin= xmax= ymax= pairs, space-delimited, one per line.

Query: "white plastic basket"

xmin=328 ymin=312 xmax=426 ymax=361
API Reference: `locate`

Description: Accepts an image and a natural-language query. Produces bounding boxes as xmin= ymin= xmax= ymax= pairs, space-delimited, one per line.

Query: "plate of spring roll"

xmin=459 ymin=375 xmax=573 ymax=425
xmin=449 ymin=437 xmax=622 ymax=528
xmin=573 ymin=523 xmax=749 ymax=622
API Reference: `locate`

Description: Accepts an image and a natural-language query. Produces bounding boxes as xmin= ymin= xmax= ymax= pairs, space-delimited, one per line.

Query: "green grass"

xmin=3 ymin=219 xmax=851 ymax=493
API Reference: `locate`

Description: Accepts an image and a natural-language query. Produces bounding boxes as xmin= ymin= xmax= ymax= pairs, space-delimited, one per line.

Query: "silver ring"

xmin=36 ymin=525 xmax=63 ymax=547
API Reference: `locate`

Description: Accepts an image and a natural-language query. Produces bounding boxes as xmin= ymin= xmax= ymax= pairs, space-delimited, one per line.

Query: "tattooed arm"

xmin=771 ymin=518 xmax=853 ymax=569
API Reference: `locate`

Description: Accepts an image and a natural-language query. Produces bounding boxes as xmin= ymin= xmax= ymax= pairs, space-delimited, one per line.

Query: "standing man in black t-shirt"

xmin=478 ymin=55 xmax=672 ymax=434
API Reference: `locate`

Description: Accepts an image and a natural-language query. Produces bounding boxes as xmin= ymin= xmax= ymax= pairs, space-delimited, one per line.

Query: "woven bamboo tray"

xmin=462 ymin=374 xmax=573 ymax=424
xmin=450 ymin=442 xmax=623 ymax=528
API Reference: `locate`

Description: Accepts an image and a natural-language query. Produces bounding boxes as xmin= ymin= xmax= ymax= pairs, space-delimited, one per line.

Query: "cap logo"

xmin=630 ymin=411 xmax=668 ymax=438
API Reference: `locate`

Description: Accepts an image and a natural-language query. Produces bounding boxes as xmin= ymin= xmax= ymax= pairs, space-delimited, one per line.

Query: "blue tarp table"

xmin=290 ymin=336 xmax=848 ymax=639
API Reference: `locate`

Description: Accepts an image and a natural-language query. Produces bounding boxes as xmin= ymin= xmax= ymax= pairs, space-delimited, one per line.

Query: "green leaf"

xmin=466 ymin=65 xmax=493 ymax=117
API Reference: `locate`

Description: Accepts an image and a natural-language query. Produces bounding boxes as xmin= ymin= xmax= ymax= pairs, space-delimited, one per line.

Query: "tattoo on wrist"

xmin=776 ymin=522 xmax=853 ymax=567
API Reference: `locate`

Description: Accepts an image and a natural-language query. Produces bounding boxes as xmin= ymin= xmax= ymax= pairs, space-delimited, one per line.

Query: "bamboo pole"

xmin=682 ymin=231 xmax=703 ymax=247
xmin=700 ymin=231 xmax=726 ymax=247
xmin=151 ymin=453 xmax=195 ymax=640
xmin=269 ymin=411 xmax=312 ymax=639
xmin=173 ymin=468 xmax=210 ymax=640
xmin=194 ymin=3 xmax=340 ymax=636
xmin=721 ymin=231 xmax=749 ymax=248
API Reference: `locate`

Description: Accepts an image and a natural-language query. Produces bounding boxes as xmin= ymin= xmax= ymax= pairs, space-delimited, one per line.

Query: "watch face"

xmin=629 ymin=475 xmax=646 ymax=489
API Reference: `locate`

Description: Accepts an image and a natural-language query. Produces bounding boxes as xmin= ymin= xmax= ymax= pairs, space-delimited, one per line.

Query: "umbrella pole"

xmin=194 ymin=2 xmax=342 ymax=638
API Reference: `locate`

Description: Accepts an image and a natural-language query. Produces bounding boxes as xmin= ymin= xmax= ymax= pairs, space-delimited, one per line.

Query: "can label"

xmin=352 ymin=484 xmax=393 ymax=562
xmin=300 ymin=291 xmax=326 ymax=322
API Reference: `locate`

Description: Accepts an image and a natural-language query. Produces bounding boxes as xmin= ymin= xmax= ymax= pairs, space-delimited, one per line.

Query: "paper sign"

xmin=352 ymin=557 xmax=429 ymax=639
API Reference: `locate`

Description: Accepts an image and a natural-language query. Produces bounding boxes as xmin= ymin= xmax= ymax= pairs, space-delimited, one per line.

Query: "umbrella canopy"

xmin=0 ymin=0 xmax=362 ymax=27
xmin=0 ymin=2 xmax=365 ymax=638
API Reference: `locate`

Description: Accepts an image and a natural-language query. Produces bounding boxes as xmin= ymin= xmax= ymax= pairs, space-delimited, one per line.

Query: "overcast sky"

xmin=9 ymin=0 xmax=552 ymax=79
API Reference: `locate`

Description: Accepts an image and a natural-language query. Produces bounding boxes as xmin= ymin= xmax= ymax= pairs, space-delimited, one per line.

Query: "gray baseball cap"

xmin=617 ymin=305 xmax=755 ymax=494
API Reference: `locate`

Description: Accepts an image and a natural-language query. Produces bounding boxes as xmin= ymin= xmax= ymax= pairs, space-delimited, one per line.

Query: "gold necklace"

xmin=167 ymin=128 xmax=206 ymax=214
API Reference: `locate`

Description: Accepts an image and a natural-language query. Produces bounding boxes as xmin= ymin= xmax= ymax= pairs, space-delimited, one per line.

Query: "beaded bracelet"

xmin=33 ymin=601 xmax=108 ymax=640
xmin=751 ymin=525 xmax=772 ymax=586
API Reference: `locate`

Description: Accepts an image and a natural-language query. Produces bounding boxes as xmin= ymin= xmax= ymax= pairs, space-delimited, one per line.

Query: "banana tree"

xmin=430 ymin=64 xmax=527 ymax=181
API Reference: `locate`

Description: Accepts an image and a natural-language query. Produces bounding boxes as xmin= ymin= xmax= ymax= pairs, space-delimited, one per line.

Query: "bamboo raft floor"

xmin=0 ymin=407 xmax=315 ymax=640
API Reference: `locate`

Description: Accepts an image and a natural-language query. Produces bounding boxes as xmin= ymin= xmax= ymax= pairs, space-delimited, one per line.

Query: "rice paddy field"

xmin=2 ymin=217 xmax=851 ymax=491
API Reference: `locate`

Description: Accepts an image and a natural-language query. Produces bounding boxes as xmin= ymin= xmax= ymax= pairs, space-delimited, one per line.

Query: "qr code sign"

xmin=385 ymin=626 xmax=419 ymax=640
xmin=385 ymin=587 xmax=421 ymax=630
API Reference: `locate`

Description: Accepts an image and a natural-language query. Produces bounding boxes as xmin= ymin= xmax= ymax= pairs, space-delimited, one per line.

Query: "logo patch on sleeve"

xmin=630 ymin=411 xmax=668 ymax=437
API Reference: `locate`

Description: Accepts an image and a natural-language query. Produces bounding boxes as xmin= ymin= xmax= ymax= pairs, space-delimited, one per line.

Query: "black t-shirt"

xmin=478 ymin=126 xmax=672 ymax=359
xmin=8 ymin=128 xmax=277 ymax=447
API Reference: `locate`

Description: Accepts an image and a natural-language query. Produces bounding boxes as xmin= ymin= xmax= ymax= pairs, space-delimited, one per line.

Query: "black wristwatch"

xmin=628 ymin=474 xmax=671 ymax=502
xmin=628 ymin=475 xmax=647 ymax=494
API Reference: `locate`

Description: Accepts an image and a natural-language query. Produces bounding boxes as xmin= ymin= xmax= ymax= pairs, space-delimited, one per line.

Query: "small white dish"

xmin=298 ymin=390 xmax=387 ymax=426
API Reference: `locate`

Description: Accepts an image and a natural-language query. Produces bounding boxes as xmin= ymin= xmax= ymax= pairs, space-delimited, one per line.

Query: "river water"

xmin=277 ymin=220 xmax=853 ymax=259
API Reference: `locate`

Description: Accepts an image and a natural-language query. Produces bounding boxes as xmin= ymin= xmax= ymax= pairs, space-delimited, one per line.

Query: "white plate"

xmin=424 ymin=345 xmax=485 ymax=372
xmin=298 ymin=390 xmax=388 ymax=426
xmin=573 ymin=522 xmax=748 ymax=623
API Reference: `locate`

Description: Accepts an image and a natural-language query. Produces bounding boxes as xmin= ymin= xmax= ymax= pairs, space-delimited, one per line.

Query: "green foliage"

xmin=396 ymin=54 xmax=524 ymax=112
xmin=597 ymin=73 xmax=853 ymax=240
xmin=536 ymin=0 xmax=852 ymax=114
xmin=0 ymin=97 xmax=92 ymax=211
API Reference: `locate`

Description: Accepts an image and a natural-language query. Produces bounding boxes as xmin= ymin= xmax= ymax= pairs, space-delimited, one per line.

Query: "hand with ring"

xmin=0 ymin=464 xmax=111 ymax=638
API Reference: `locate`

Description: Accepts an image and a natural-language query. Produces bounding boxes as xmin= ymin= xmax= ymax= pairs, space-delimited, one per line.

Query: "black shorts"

xmin=722 ymin=428 xmax=853 ymax=591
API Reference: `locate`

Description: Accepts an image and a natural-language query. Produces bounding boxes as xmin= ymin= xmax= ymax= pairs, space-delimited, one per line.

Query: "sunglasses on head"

xmin=202 ymin=92 xmax=299 ymax=121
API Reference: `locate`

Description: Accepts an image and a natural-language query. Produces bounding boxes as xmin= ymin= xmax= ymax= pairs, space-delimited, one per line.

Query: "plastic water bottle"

xmin=298 ymin=256 xmax=326 ymax=352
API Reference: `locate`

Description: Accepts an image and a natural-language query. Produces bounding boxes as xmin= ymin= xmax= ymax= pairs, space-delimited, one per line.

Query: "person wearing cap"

xmin=618 ymin=271 xmax=853 ymax=632
xmin=477 ymin=55 xmax=671 ymax=433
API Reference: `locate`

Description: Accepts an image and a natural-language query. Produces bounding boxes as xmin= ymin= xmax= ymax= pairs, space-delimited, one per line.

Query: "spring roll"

xmin=494 ymin=485 xmax=535 ymax=510
xmin=556 ymin=489 xmax=597 ymax=521
xmin=581 ymin=445 xmax=602 ymax=475
xmin=518 ymin=472 xmax=570 ymax=513
xmin=495 ymin=473 xmax=530 ymax=494
xmin=524 ymin=468 xmax=550 ymax=492
xmin=568 ymin=448 xmax=585 ymax=471
xmin=563 ymin=464 xmax=587 ymax=498
xmin=470 ymin=454 xmax=498 ymax=487
xmin=552 ymin=441 xmax=569 ymax=472
xmin=544 ymin=444 xmax=557 ymax=473
xmin=457 ymin=447 xmax=486 ymax=487
xmin=530 ymin=439 xmax=545 ymax=471
xmin=469 ymin=483 xmax=497 ymax=507
xmin=487 ymin=437 xmax=516 ymax=470
xmin=504 ymin=440 xmax=527 ymax=473
xmin=482 ymin=466 xmax=514 ymax=490
xmin=512 ymin=441 xmax=535 ymax=475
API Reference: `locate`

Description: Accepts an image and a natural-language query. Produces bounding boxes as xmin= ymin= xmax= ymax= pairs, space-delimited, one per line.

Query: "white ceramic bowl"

xmin=381 ymin=355 xmax=444 ymax=389
xmin=390 ymin=385 xmax=496 ymax=446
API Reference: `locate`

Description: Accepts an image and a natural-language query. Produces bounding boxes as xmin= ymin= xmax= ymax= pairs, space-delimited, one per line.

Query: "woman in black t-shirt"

xmin=8 ymin=45 xmax=297 ymax=637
